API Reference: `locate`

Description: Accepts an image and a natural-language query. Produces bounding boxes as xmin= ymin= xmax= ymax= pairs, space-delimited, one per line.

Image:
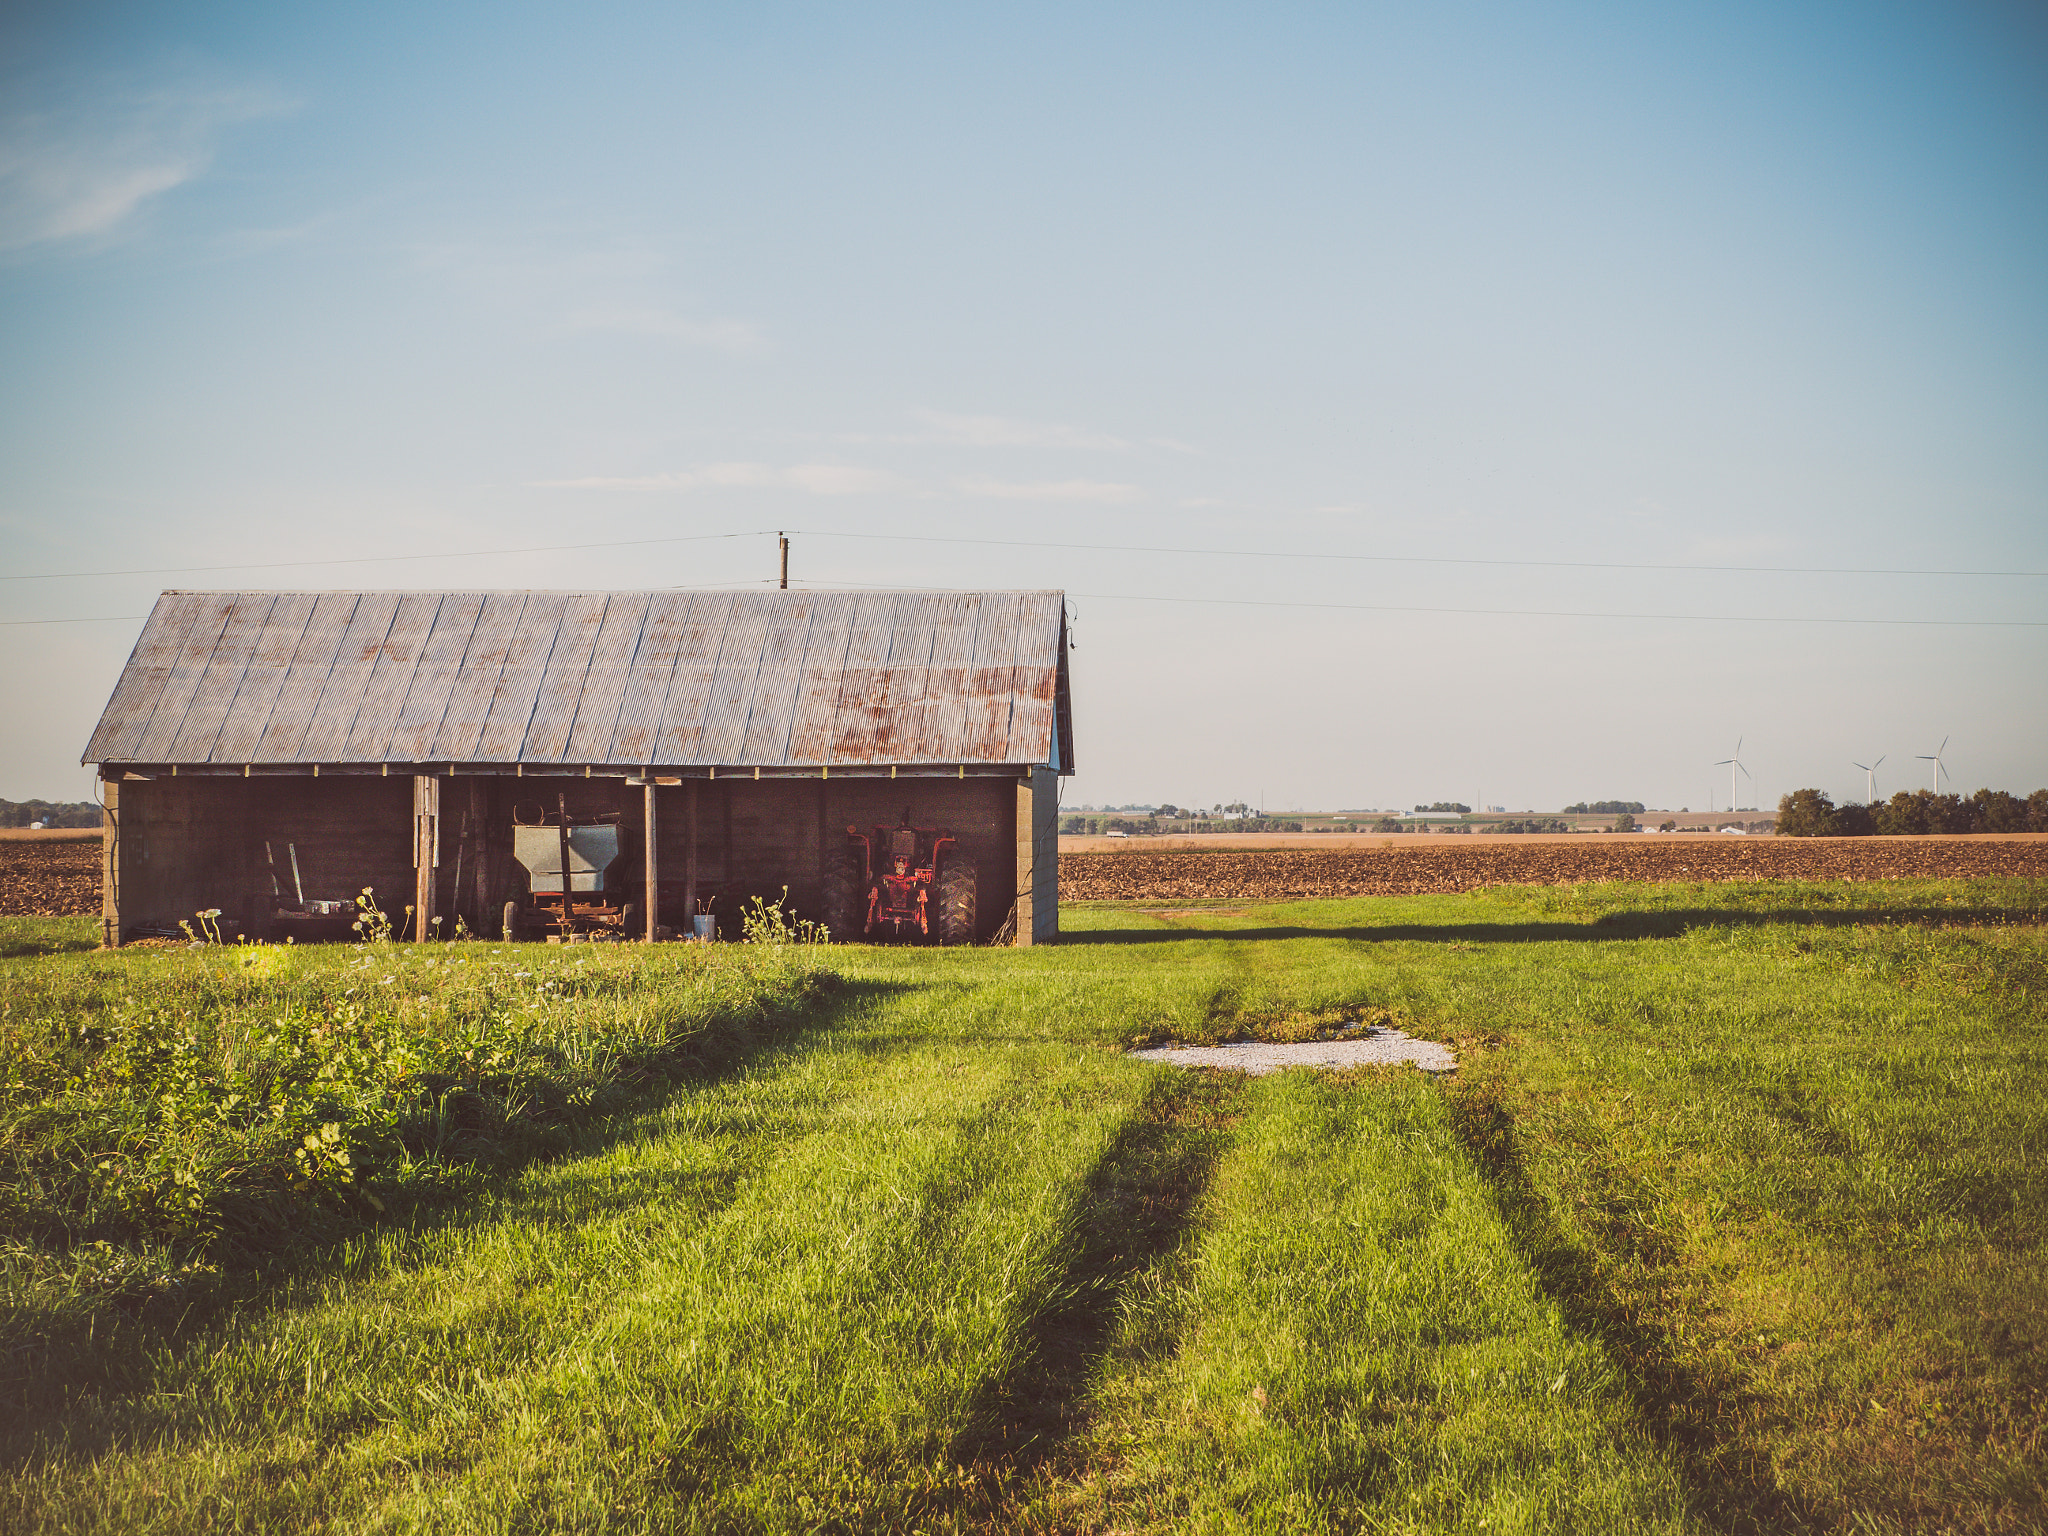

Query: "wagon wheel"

xmin=819 ymin=847 xmax=866 ymax=942
xmin=936 ymin=857 xmax=977 ymax=945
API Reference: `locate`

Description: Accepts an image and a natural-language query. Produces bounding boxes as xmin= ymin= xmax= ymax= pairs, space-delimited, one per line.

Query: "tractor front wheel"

xmin=820 ymin=849 xmax=865 ymax=942
xmin=936 ymin=857 xmax=977 ymax=945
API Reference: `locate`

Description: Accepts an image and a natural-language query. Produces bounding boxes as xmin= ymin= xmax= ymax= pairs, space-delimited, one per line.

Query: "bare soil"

xmin=0 ymin=842 xmax=100 ymax=917
xmin=1060 ymin=835 xmax=2048 ymax=902
xmin=9 ymin=834 xmax=2043 ymax=919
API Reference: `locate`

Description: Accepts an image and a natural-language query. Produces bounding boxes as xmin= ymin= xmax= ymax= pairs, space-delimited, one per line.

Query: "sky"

xmin=3 ymin=0 xmax=2044 ymax=815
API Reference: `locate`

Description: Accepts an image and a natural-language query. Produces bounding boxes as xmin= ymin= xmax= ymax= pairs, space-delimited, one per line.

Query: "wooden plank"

xmin=652 ymin=592 xmax=735 ymax=763
xmin=613 ymin=592 xmax=692 ymax=765
xmin=696 ymin=596 xmax=773 ymax=764
xmin=737 ymin=594 xmax=817 ymax=765
xmin=1006 ymin=591 xmax=1062 ymax=767
xmin=869 ymin=592 xmax=939 ymax=764
xmin=211 ymin=592 xmax=315 ymax=763
xmin=343 ymin=592 xmax=444 ymax=762
xmin=475 ymin=591 xmax=565 ymax=761
xmin=87 ymin=595 xmax=204 ymax=763
xmin=564 ymin=592 xmax=650 ymax=764
xmin=518 ymin=592 xmax=607 ymax=762
xmin=256 ymin=592 xmax=360 ymax=762
xmin=784 ymin=594 xmax=855 ymax=765
xmin=387 ymin=592 xmax=484 ymax=761
xmin=430 ymin=591 xmax=526 ymax=761
xmin=958 ymin=591 xmax=1025 ymax=762
xmin=130 ymin=594 xmax=238 ymax=761
xmin=297 ymin=592 xmax=399 ymax=762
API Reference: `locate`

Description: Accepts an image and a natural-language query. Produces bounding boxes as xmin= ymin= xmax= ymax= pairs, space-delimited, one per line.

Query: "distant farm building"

xmin=83 ymin=590 xmax=1072 ymax=946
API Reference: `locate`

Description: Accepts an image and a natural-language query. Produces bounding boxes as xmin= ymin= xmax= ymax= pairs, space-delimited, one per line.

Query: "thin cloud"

xmin=564 ymin=305 xmax=768 ymax=356
xmin=540 ymin=462 xmax=895 ymax=495
xmin=914 ymin=410 xmax=1128 ymax=450
xmin=0 ymin=69 xmax=287 ymax=253
xmin=955 ymin=476 xmax=1144 ymax=504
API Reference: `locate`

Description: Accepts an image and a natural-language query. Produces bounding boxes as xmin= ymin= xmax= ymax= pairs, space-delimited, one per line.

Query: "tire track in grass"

xmin=1082 ymin=1068 xmax=1699 ymax=1534
xmin=939 ymin=1069 xmax=1250 ymax=1519
xmin=346 ymin=1041 xmax=1156 ymax=1533
xmin=1448 ymin=1078 xmax=1817 ymax=1535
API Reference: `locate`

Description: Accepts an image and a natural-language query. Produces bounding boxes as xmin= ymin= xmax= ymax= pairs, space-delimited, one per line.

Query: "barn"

xmin=82 ymin=589 xmax=1072 ymax=947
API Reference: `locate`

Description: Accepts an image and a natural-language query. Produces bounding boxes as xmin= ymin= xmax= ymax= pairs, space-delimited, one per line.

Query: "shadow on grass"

xmin=1446 ymin=1082 xmax=1821 ymax=1536
xmin=0 ymin=976 xmax=914 ymax=1465
xmin=1061 ymin=905 xmax=2045 ymax=946
xmin=938 ymin=1070 xmax=1248 ymax=1506
xmin=0 ymin=919 xmax=101 ymax=959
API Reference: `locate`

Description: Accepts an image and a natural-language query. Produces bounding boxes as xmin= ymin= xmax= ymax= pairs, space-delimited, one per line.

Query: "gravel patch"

xmin=1130 ymin=1025 xmax=1455 ymax=1076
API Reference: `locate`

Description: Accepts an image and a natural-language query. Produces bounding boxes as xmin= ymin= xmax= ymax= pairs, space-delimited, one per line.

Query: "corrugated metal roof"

xmin=84 ymin=590 xmax=1071 ymax=769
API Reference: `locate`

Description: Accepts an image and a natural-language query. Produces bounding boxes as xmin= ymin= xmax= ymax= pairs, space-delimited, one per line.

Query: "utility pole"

xmin=778 ymin=532 xmax=789 ymax=589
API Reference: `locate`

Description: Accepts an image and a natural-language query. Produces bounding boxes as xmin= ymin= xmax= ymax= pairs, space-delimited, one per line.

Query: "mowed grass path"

xmin=4 ymin=877 xmax=2044 ymax=1533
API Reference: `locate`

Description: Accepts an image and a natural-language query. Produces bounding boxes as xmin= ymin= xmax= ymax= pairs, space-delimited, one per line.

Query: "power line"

xmin=3 ymin=525 xmax=2042 ymax=583
xmin=787 ymin=529 xmax=2048 ymax=579
xmin=0 ymin=530 xmax=773 ymax=582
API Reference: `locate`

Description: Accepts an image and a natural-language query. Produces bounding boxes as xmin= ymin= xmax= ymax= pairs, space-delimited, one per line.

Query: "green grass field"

xmin=3 ymin=877 xmax=2043 ymax=1533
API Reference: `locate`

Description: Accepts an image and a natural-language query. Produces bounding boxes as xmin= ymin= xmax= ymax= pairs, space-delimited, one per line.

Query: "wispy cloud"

xmin=564 ymin=305 xmax=767 ymax=355
xmin=954 ymin=476 xmax=1144 ymax=504
xmin=914 ymin=410 xmax=1129 ymax=450
xmin=540 ymin=462 xmax=895 ymax=495
xmin=0 ymin=67 xmax=287 ymax=253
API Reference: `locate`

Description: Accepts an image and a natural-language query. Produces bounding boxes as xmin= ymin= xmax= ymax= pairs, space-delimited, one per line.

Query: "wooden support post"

xmin=685 ymin=779 xmax=700 ymax=935
xmin=413 ymin=775 xmax=440 ymax=942
xmin=1014 ymin=773 xmax=1035 ymax=947
xmin=556 ymin=791 xmax=573 ymax=939
xmin=100 ymin=777 xmax=120 ymax=948
xmin=643 ymin=779 xmax=659 ymax=942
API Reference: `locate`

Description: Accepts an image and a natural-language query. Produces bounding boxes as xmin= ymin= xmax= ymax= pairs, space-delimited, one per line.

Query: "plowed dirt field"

xmin=8 ymin=837 xmax=2044 ymax=919
xmin=0 ymin=841 xmax=100 ymax=917
xmin=1060 ymin=836 xmax=2048 ymax=902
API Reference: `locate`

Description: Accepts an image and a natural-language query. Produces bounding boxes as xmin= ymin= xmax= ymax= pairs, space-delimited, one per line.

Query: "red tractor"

xmin=822 ymin=814 xmax=977 ymax=944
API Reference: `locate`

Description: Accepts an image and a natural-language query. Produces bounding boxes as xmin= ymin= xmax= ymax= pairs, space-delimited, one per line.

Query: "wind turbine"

xmin=1851 ymin=755 xmax=1884 ymax=804
xmin=1714 ymin=738 xmax=1752 ymax=814
xmin=1915 ymin=737 xmax=1951 ymax=795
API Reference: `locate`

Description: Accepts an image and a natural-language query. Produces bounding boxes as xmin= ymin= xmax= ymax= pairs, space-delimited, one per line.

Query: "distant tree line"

xmin=0 ymin=798 xmax=101 ymax=828
xmin=1482 ymin=817 xmax=1573 ymax=834
xmin=1563 ymin=800 xmax=1645 ymax=814
xmin=1776 ymin=787 xmax=2048 ymax=837
xmin=1413 ymin=801 xmax=1470 ymax=813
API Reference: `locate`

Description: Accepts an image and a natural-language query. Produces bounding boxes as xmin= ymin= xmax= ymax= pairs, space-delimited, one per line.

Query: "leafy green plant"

xmin=740 ymin=887 xmax=829 ymax=946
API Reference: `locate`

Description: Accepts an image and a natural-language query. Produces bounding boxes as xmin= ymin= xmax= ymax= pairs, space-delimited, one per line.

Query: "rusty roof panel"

xmin=430 ymin=591 xmax=526 ymax=761
xmin=296 ymin=592 xmax=398 ymax=762
xmin=612 ymin=591 xmax=691 ymax=765
xmin=85 ymin=588 xmax=1070 ymax=770
xmin=342 ymin=592 xmax=443 ymax=761
xmin=211 ymin=591 xmax=314 ymax=762
xmin=518 ymin=592 xmax=607 ymax=762
xmin=652 ymin=591 xmax=734 ymax=762
xmin=86 ymin=597 xmax=202 ymax=763
xmin=563 ymin=591 xmax=649 ymax=764
xmin=255 ymin=593 xmax=358 ymax=762
xmin=127 ymin=594 xmax=237 ymax=762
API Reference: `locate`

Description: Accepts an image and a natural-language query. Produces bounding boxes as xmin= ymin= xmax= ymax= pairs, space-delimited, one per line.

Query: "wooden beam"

xmin=643 ymin=779 xmax=659 ymax=942
xmin=413 ymin=775 xmax=439 ymax=941
xmin=100 ymin=777 xmax=120 ymax=947
xmin=685 ymin=778 xmax=700 ymax=936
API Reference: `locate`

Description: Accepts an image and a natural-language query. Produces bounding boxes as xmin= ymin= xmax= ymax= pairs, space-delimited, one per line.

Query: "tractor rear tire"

xmin=936 ymin=857 xmax=977 ymax=945
xmin=820 ymin=850 xmax=865 ymax=942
